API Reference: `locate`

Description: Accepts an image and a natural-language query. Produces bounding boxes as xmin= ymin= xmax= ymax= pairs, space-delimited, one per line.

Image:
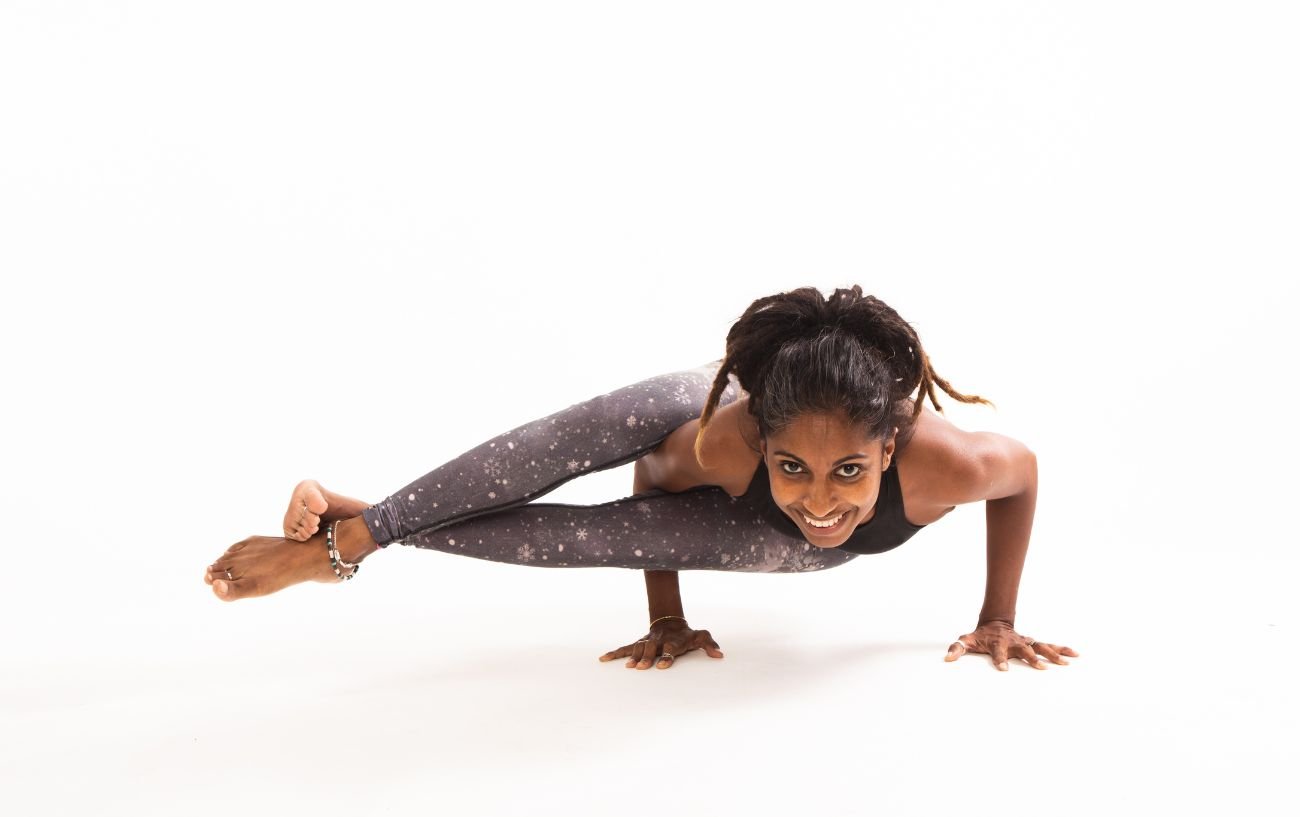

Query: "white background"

xmin=2 ymin=2 xmax=1297 ymax=815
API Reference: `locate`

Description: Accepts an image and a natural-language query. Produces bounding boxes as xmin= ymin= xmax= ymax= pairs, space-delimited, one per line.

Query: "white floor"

xmin=5 ymin=509 xmax=1295 ymax=817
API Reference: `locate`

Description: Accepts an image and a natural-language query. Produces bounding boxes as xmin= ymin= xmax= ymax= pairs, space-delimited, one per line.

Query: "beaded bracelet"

xmin=326 ymin=520 xmax=360 ymax=581
xmin=649 ymin=615 xmax=686 ymax=628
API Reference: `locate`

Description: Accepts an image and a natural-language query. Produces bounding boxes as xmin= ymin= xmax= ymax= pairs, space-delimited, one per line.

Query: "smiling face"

xmin=760 ymin=408 xmax=897 ymax=548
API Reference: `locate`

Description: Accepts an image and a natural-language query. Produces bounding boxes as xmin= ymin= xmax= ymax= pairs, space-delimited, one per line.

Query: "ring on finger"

xmin=225 ymin=568 xmax=233 ymax=580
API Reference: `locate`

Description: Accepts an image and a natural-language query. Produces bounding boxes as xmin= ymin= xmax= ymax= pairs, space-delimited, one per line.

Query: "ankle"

xmin=335 ymin=516 xmax=379 ymax=565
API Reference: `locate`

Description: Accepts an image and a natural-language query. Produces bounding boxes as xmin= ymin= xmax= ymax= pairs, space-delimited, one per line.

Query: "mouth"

xmin=798 ymin=510 xmax=851 ymax=537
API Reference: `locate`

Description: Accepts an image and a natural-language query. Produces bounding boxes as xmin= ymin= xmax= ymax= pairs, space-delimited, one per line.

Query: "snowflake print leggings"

xmin=359 ymin=359 xmax=859 ymax=574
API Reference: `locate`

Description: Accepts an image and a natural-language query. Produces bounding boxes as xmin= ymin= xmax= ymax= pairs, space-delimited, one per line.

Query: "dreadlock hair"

xmin=693 ymin=285 xmax=995 ymax=465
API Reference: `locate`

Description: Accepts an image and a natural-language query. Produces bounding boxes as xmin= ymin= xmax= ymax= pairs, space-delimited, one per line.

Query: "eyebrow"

xmin=772 ymin=450 xmax=869 ymax=466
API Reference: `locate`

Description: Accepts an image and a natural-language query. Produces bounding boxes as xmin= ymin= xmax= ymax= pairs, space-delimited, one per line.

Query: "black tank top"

xmin=741 ymin=456 xmax=927 ymax=555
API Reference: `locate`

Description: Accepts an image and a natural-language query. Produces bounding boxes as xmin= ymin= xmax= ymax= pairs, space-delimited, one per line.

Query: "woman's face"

xmin=760 ymin=409 xmax=896 ymax=549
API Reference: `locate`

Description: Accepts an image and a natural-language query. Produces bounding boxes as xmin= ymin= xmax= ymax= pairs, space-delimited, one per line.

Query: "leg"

xmin=208 ymin=478 xmax=856 ymax=602
xmin=361 ymin=359 xmax=742 ymax=546
xmin=206 ymin=359 xmax=845 ymax=602
xmin=401 ymin=483 xmax=860 ymax=574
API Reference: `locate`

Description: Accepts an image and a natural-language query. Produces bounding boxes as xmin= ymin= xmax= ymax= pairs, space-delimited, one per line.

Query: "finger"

xmin=635 ymin=641 xmax=662 ymax=670
xmin=599 ymin=644 xmax=633 ymax=662
xmin=627 ymin=639 xmax=652 ymax=667
xmin=656 ymin=643 xmax=678 ymax=670
xmin=1039 ymin=642 xmax=1077 ymax=661
xmin=992 ymin=640 xmax=1010 ymax=671
xmin=656 ymin=641 xmax=682 ymax=669
xmin=693 ymin=631 xmax=725 ymax=658
xmin=1032 ymin=642 xmax=1069 ymax=665
xmin=944 ymin=639 xmax=969 ymax=662
xmin=1017 ymin=643 xmax=1046 ymax=669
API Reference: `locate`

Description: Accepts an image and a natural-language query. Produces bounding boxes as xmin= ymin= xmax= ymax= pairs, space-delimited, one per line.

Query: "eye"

xmin=778 ymin=461 xmax=863 ymax=478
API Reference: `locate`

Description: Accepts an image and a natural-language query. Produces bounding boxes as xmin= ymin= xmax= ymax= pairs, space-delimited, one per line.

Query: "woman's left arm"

xmin=941 ymin=433 xmax=1079 ymax=672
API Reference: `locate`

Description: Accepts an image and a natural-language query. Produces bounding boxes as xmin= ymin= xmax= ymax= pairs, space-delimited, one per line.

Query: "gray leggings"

xmin=360 ymin=360 xmax=858 ymax=573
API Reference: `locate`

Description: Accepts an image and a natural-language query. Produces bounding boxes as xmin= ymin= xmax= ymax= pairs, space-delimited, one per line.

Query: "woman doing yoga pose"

xmin=203 ymin=285 xmax=1077 ymax=673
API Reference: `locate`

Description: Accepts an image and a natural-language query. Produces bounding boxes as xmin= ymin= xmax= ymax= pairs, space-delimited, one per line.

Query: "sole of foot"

xmin=283 ymin=479 xmax=372 ymax=541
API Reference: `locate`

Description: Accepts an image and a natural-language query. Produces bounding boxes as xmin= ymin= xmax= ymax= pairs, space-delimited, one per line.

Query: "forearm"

xmin=635 ymin=457 xmax=686 ymax=622
xmin=977 ymin=478 xmax=1037 ymax=628
xmin=645 ymin=570 xmax=685 ymax=621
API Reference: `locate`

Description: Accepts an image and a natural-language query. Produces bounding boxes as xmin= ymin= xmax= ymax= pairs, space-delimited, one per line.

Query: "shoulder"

xmin=640 ymin=396 xmax=762 ymax=497
xmin=898 ymin=404 xmax=1037 ymax=512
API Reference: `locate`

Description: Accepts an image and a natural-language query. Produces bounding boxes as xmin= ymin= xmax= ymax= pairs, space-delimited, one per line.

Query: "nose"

xmin=803 ymin=481 xmax=840 ymax=518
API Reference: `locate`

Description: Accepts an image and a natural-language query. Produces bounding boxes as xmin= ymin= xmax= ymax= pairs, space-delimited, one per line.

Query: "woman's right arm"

xmin=595 ymin=446 xmax=726 ymax=671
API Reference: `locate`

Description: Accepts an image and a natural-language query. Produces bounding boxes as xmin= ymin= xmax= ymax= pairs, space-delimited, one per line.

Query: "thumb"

xmin=944 ymin=639 xmax=969 ymax=662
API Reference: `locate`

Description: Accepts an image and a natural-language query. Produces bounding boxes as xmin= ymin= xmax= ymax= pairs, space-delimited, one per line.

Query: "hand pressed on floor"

xmin=944 ymin=620 xmax=1078 ymax=672
xmin=599 ymin=617 xmax=724 ymax=670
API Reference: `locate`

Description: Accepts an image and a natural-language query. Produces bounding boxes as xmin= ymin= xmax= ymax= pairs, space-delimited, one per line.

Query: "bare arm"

xmin=971 ymin=434 xmax=1038 ymax=628
xmin=596 ymin=456 xmax=725 ymax=669
xmin=939 ymin=431 xmax=1075 ymax=672
xmin=634 ymin=457 xmax=685 ymax=622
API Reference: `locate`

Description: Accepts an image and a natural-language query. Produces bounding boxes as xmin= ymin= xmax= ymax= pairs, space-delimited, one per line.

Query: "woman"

xmin=204 ymin=285 xmax=1077 ymax=673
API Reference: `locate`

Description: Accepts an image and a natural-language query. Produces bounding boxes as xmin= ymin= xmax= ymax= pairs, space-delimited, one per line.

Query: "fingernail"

xmin=215 ymin=580 xmax=226 ymax=594
xmin=999 ymin=662 xmax=1008 ymax=671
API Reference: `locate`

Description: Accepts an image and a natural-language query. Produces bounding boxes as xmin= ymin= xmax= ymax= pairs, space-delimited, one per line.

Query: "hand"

xmin=944 ymin=620 xmax=1078 ymax=672
xmin=598 ymin=617 xmax=724 ymax=670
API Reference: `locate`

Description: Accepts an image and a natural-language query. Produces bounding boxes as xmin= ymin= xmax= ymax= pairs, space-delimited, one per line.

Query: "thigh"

xmin=364 ymin=358 xmax=743 ymax=545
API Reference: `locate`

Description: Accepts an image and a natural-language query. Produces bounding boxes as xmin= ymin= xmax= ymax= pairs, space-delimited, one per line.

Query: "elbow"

xmin=1022 ymin=446 xmax=1038 ymax=494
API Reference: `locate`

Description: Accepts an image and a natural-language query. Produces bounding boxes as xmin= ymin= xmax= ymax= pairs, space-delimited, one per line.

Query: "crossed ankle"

xmin=331 ymin=516 xmax=379 ymax=565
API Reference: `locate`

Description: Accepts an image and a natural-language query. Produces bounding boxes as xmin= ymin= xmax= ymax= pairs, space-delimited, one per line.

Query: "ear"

xmin=882 ymin=427 xmax=898 ymax=466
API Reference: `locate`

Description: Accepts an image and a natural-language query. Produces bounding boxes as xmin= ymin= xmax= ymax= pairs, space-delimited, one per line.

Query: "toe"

xmin=213 ymin=576 xmax=256 ymax=601
xmin=287 ymin=518 xmax=319 ymax=541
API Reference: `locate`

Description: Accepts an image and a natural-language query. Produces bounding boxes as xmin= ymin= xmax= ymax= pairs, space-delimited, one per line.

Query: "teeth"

xmin=804 ymin=513 xmax=845 ymax=528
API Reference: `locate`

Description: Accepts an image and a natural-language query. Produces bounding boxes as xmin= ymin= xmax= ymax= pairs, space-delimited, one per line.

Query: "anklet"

xmin=326 ymin=520 xmax=359 ymax=581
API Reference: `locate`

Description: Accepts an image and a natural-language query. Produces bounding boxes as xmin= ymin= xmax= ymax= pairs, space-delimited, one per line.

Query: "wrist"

xmin=649 ymin=614 xmax=687 ymax=628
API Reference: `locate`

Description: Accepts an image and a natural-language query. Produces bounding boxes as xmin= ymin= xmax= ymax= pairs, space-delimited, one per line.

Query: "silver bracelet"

xmin=326 ymin=520 xmax=359 ymax=580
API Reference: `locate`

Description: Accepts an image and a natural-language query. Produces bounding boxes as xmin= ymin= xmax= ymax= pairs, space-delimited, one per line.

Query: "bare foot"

xmin=283 ymin=479 xmax=372 ymax=541
xmin=204 ymin=518 xmax=370 ymax=601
